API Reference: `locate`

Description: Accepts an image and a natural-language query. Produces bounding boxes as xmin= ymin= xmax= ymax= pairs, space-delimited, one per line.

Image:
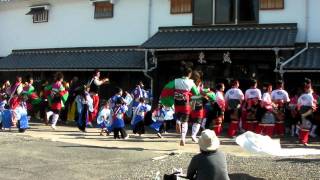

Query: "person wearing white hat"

xmin=187 ymin=129 xmax=229 ymax=180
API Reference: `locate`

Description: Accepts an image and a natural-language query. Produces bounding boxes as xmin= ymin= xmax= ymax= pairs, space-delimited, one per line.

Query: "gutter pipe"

xmin=279 ymin=0 xmax=309 ymax=78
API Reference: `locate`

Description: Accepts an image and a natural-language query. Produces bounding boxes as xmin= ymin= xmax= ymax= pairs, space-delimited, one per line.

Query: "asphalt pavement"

xmin=1 ymin=123 xmax=320 ymax=180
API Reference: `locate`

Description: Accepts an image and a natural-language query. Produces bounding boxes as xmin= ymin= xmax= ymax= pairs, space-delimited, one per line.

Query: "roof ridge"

xmin=158 ymin=23 xmax=298 ymax=33
xmin=12 ymin=46 xmax=141 ymax=55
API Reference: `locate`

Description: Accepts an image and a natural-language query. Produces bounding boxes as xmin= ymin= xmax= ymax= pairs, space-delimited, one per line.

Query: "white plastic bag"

xmin=236 ymin=131 xmax=320 ymax=156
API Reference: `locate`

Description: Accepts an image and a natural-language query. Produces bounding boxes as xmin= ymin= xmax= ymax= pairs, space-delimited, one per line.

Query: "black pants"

xmin=40 ymin=100 xmax=49 ymax=123
xmin=133 ymin=121 xmax=145 ymax=135
xmin=113 ymin=128 xmax=127 ymax=139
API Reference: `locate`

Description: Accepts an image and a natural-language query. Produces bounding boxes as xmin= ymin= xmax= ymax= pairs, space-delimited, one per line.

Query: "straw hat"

xmin=198 ymin=130 xmax=220 ymax=151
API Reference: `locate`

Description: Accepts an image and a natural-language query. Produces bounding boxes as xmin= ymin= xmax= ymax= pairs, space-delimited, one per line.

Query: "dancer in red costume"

xmin=244 ymin=79 xmax=261 ymax=132
xmin=256 ymin=83 xmax=275 ymax=137
xmin=9 ymin=76 xmax=23 ymax=127
xmin=190 ymin=70 xmax=205 ymax=142
xmin=225 ymin=80 xmax=244 ymax=137
xmin=46 ymin=72 xmax=69 ymax=130
xmin=213 ymin=83 xmax=225 ymax=136
xmin=271 ymin=80 xmax=290 ymax=137
xmin=87 ymin=70 xmax=109 ymax=127
xmin=297 ymin=78 xmax=316 ymax=146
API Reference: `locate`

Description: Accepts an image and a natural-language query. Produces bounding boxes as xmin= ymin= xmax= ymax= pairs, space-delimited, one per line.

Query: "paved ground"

xmin=22 ymin=122 xmax=253 ymax=156
xmin=1 ymin=122 xmax=320 ymax=180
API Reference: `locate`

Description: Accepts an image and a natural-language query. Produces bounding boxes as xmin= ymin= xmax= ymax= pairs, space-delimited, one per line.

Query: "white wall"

xmin=260 ymin=0 xmax=307 ymax=42
xmin=150 ymin=0 xmax=192 ymax=35
xmin=0 ymin=0 xmax=149 ymax=56
xmin=308 ymin=0 xmax=320 ymax=42
xmin=1 ymin=0 xmax=319 ymax=57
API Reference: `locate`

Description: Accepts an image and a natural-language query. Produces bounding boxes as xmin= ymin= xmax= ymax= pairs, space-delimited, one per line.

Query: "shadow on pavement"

xmin=276 ymin=158 xmax=320 ymax=164
xmin=59 ymin=135 xmax=176 ymax=143
xmin=58 ymin=145 xmax=178 ymax=152
xmin=229 ymin=173 xmax=265 ymax=180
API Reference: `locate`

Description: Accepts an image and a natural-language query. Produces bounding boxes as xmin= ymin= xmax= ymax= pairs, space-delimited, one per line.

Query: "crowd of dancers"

xmin=160 ymin=62 xmax=319 ymax=146
xmin=0 ymin=70 xmax=169 ymax=139
xmin=0 ymin=64 xmax=319 ymax=147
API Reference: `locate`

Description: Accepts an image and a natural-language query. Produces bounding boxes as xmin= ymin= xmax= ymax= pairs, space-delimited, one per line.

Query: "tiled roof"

xmin=284 ymin=43 xmax=320 ymax=70
xmin=0 ymin=46 xmax=145 ymax=71
xmin=142 ymin=23 xmax=297 ymax=50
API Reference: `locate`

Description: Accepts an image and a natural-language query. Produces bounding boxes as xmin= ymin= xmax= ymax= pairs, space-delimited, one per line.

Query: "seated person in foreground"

xmin=187 ymin=129 xmax=230 ymax=180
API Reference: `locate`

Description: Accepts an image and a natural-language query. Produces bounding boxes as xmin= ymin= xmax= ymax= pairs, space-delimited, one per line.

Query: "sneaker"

xmin=124 ymin=135 xmax=129 ymax=140
xmin=303 ymin=143 xmax=309 ymax=147
xmin=51 ymin=125 xmax=56 ymax=130
xmin=180 ymin=140 xmax=185 ymax=146
xmin=191 ymin=136 xmax=198 ymax=143
xmin=156 ymin=132 xmax=162 ymax=138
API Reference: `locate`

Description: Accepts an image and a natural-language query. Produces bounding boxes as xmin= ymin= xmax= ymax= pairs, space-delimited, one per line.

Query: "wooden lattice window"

xmin=94 ymin=1 xmax=113 ymax=19
xmin=26 ymin=7 xmax=49 ymax=23
xmin=171 ymin=0 xmax=192 ymax=14
xmin=33 ymin=10 xmax=48 ymax=23
xmin=260 ymin=0 xmax=284 ymax=10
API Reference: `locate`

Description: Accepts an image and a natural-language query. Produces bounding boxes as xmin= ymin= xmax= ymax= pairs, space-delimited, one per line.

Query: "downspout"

xmin=143 ymin=50 xmax=158 ymax=103
xmin=143 ymin=0 xmax=157 ymax=103
xmin=235 ymin=0 xmax=238 ymax=24
xmin=143 ymin=50 xmax=153 ymax=104
xmin=147 ymin=0 xmax=152 ymax=38
xmin=279 ymin=0 xmax=309 ymax=79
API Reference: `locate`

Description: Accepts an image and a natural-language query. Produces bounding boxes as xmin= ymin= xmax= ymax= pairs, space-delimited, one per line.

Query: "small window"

xmin=94 ymin=1 xmax=113 ymax=19
xmin=26 ymin=7 xmax=49 ymax=23
xmin=193 ymin=0 xmax=213 ymax=25
xmin=260 ymin=0 xmax=284 ymax=10
xmin=215 ymin=0 xmax=235 ymax=24
xmin=238 ymin=0 xmax=259 ymax=23
xmin=171 ymin=0 xmax=192 ymax=14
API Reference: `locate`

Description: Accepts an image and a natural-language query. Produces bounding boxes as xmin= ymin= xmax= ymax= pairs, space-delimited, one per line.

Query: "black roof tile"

xmin=0 ymin=46 xmax=145 ymax=71
xmin=284 ymin=43 xmax=320 ymax=70
xmin=142 ymin=23 xmax=297 ymax=49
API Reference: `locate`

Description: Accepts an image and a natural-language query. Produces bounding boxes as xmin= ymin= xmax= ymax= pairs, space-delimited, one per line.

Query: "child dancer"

xmin=0 ymin=94 xmax=7 ymax=129
xmin=163 ymin=106 xmax=175 ymax=133
xmin=75 ymin=86 xmax=93 ymax=132
xmin=97 ymin=101 xmax=111 ymax=136
xmin=112 ymin=98 xmax=129 ymax=139
xmin=109 ymin=88 xmax=123 ymax=109
xmin=150 ymin=103 xmax=166 ymax=138
xmin=131 ymin=81 xmax=148 ymax=113
xmin=132 ymin=98 xmax=151 ymax=137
